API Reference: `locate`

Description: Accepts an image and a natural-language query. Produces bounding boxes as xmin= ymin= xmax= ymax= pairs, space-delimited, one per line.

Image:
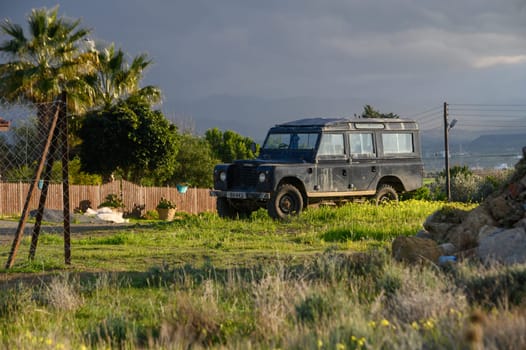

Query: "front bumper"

xmin=210 ymin=190 xmax=271 ymax=200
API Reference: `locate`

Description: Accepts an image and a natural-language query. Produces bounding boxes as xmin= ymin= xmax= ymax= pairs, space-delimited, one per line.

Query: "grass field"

xmin=1 ymin=200 xmax=525 ymax=349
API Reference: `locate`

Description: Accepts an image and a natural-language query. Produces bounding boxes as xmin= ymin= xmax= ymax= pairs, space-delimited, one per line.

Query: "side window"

xmin=317 ymin=133 xmax=345 ymax=156
xmin=382 ymin=133 xmax=414 ymax=154
xmin=349 ymin=133 xmax=375 ymax=158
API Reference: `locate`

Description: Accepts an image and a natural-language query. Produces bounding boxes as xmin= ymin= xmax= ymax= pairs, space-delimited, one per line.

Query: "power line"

xmin=407 ymin=105 xmax=442 ymax=119
xmin=449 ymin=103 xmax=526 ymax=107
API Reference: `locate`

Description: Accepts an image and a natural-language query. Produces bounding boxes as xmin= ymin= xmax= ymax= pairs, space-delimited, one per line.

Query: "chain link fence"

xmin=0 ymin=97 xmax=67 ymax=184
xmin=0 ymin=97 xmax=70 ymax=267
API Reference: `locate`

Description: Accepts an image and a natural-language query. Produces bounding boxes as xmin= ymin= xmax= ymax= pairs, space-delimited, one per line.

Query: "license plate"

xmin=227 ymin=191 xmax=246 ymax=199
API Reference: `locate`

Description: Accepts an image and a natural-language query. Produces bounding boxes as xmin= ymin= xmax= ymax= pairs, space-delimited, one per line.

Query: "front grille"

xmin=229 ymin=164 xmax=258 ymax=189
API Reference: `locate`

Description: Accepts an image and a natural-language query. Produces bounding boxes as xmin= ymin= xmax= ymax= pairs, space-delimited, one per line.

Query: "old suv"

xmin=210 ymin=117 xmax=423 ymax=220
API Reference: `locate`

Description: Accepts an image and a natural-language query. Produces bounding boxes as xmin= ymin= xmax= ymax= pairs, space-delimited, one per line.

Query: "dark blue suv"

xmin=211 ymin=118 xmax=423 ymax=220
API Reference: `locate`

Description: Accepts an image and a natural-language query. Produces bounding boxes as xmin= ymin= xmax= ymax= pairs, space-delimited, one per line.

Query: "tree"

xmin=205 ymin=128 xmax=258 ymax=163
xmin=170 ymin=133 xmax=218 ymax=188
xmin=86 ymin=44 xmax=161 ymax=109
xmin=79 ymin=97 xmax=178 ymax=184
xmin=358 ymin=105 xmax=400 ymax=119
xmin=0 ymin=6 xmax=96 ymax=118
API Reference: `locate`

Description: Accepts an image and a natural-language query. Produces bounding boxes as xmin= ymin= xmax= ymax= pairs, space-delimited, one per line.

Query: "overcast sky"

xmin=2 ymin=1 xmax=526 ymax=139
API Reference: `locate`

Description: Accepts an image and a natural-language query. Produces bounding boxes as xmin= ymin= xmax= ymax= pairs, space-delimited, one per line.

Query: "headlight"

xmin=219 ymin=171 xmax=227 ymax=182
xmin=258 ymin=172 xmax=266 ymax=183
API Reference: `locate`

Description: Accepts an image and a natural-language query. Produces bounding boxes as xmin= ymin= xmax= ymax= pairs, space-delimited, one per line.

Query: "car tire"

xmin=268 ymin=184 xmax=303 ymax=220
xmin=374 ymin=185 xmax=398 ymax=205
xmin=217 ymin=197 xmax=238 ymax=219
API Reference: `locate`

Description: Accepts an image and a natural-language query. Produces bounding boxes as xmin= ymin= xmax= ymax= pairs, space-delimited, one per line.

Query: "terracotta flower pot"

xmin=157 ymin=208 xmax=176 ymax=221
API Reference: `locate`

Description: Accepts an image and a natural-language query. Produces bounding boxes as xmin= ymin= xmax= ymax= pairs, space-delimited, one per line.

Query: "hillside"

xmin=466 ymin=134 xmax=526 ymax=154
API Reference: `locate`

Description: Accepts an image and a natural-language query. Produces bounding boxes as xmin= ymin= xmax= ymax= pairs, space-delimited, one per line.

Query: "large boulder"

xmin=423 ymin=206 xmax=469 ymax=242
xmin=476 ymin=227 xmax=526 ymax=265
xmin=487 ymin=193 xmax=525 ymax=227
xmin=445 ymin=204 xmax=497 ymax=250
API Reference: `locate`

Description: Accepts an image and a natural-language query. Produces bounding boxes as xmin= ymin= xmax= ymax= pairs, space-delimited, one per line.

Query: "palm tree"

xmin=0 ymin=6 xmax=96 ymax=119
xmin=86 ymin=43 xmax=161 ymax=108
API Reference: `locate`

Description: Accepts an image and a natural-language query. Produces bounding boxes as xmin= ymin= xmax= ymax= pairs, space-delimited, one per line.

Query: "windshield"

xmin=263 ymin=132 xmax=319 ymax=150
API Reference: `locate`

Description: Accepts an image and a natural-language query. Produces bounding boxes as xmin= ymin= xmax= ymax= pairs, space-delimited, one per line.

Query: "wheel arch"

xmin=276 ymin=176 xmax=308 ymax=209
xmin=376 ymin=176 xmax=405 ymax=193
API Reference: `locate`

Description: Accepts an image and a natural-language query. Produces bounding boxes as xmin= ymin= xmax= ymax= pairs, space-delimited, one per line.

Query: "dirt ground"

xmin=0 ymin=219 xmax=133 ymax=244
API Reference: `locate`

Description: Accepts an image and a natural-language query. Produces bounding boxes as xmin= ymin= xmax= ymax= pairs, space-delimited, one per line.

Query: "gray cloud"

xmin=2 ymin=0 xmax=526 ymax=137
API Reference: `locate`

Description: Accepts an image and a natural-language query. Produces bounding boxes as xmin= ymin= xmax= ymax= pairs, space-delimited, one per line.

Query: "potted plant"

xmin=176 ymin=183 xmax=189 ymax=194
xmin=156 ymin=197 xmax=176 ymax=221
xmin=98 ymin=193 xmax=125 ymax=212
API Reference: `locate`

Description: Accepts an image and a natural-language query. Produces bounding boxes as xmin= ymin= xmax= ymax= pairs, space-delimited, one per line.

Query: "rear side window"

xmin=382 ymin=133 xmax=414 ymax=154
xmin=349 ymin=133 xmax=375 ymax=158
xmin=317 ymin=133 xmax=345 ymax=156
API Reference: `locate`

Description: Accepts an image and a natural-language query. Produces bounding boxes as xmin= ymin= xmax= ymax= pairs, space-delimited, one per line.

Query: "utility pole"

xmin=443 ymin=102 xmax=451 ymax=201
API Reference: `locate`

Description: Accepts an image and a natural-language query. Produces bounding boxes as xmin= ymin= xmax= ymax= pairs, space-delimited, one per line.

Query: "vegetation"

xmin=357 ymin=104 xmax=400 ymax=119
xmin=97 ymin=193 xmax=124 ymax=210
xmin=156 ymin=197 xmax=176 ymax=209
xmin=79 ymin=97 xmax=179 ymax=184
xmin=416 ymin=166 xmax=513 ymax=202
xmin=170 ymin=132 xmax=218 ymax=188
xmin=1 ymin=201 xmax=525 ymax=349
xmin=205 ymin=127 xmax=258 ymax=163
xmin=0 ymin=6 xmax=95 ymax=116
xmin=86 ymin=43 xmax=161 ymax=109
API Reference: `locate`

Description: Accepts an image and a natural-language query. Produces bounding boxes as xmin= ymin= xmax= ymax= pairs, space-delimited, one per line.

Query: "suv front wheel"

xmin=268 ymin=184 xmax=304 ymax=220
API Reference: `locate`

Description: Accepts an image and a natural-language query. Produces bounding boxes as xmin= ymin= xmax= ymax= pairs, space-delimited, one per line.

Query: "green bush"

xmin=426 ymin=167 xmax=511 ymax=203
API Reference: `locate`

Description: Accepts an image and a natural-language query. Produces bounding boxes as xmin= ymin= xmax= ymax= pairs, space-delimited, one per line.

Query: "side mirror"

xmin=250 ymin=142 xmax=258 ymax=153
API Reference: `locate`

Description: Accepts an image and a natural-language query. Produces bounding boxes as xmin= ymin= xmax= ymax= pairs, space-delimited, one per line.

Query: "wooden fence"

xmin=0 ymin=180 xmax=216 ymax=217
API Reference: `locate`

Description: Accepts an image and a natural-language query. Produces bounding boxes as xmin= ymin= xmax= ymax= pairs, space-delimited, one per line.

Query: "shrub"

xmin=426 ymin=168 xmax=511 ymax=203
xmin=295 ymin=294 xmax=333 ymax=324
xmin=98 ymin=193 xmax=124 ymax=209
xmin=156 ymin=197 xmax=176 ymax=209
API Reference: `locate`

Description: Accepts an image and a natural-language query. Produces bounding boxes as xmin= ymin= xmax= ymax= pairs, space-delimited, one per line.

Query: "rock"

xmin=476 ymin=227 xmax=526 ymax=265
xmin=445 ymin=205 xmax=497 ymax=250
xmin=487 ymin=194 xmax=524 ymax=227
xmin=392 ymin=236 xmax=442 ymax=264
xmin=477 ymin=225 xmax=501 ymax=241
xmin=439 ymin=243 xmax=457 ymax=255
xmin=423 ymin=207 xmax=470 ymax=242
xmin=415 ymin=229 xmax=432 ymax=239
xmin=514 ymin=218 xmax=526 ymax=230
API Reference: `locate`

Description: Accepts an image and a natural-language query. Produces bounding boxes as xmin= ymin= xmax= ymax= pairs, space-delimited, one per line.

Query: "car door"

xmin=315 ymin=133 xmax=348 ymax=192
xmin=348 ymin=132 xmax=378 ymax=192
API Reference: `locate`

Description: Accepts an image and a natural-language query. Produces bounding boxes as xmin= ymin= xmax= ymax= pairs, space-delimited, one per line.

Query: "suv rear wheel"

xmin=374 ymin=185 xmax=398 ymax=205
xmin=268 ymin=184 xmax=304 ymax=220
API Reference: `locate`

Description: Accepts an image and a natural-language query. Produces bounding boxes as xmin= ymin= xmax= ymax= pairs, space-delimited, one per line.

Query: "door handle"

xmin=371 ymin=166 xmax=376 ymax=173
xmin=342 ymin=169 xmax=347 ymax=176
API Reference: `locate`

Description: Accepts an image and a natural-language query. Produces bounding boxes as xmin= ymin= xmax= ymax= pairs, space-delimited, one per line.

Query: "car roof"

xmin=275 ymin=117 xmax=418 ymax=128
xmin=276 ymin=118 xmax=348 ymax=127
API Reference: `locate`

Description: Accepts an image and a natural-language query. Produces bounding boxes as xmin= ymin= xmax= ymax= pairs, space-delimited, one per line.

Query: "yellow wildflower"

xmin=368 ymin=320 xmax=377 ymax=328
xmin=423 ymin=319 xmax=435 ymax=330
xmin=317 ymin=339 xmax=323 ymax=348
xmin=380 ymin=319 xmax=390 ymax=327
xmin=411 ymin=321 xmax=420 ymax=330
xmin=357 ymin=337 xmax=366 ymax=347
xmin=336 ymin=343 xmax=345 ymax=350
